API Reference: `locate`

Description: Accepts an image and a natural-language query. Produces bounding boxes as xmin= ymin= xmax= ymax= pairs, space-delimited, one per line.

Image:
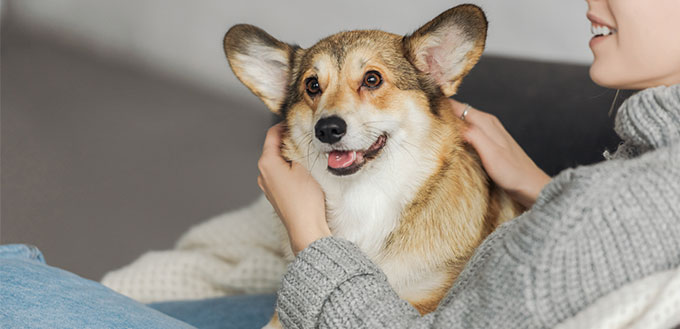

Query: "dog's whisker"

xmin=310 ymin=151 xmax=322 ymax=172
xmin=361 ymin=120 xmax=400 ymax=126
xmin=391 ymin=139 xmax=418 ymax=163
xmin=305 ymin=136 xmax=314 ymax=168
xmin=284 ymin=153 xmax=314 ymax=163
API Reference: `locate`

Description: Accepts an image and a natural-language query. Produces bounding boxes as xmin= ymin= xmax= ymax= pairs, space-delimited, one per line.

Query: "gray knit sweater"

xmin=276 ymin=85 xmax=680 ymax=329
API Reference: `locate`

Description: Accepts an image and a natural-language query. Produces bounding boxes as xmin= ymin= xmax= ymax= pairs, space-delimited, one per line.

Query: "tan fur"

xmin=262 ymin=312 xmax=280 ymax=329
xmin=375 ymin=98 xmax=519 ymax=310
xmin=223 ymin=5 xmax=523 ymax=327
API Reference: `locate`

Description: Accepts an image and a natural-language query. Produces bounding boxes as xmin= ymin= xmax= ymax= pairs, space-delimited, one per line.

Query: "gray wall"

xmin=1 ymin=7 xmax=272 ymax=280
xmin=10 ymin=0 xmax=592 ymax=102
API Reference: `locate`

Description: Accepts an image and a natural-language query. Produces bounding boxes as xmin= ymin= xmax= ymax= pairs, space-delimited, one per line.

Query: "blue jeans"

xmin=0 ymin=244 xmax=276 ymax=329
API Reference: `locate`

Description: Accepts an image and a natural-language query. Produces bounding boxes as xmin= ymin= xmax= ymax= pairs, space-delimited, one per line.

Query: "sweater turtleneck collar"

xmin=609 ymin=84 xmax=680 ymax=159
xmin=615 ymin=84 xmax=680 ymax=149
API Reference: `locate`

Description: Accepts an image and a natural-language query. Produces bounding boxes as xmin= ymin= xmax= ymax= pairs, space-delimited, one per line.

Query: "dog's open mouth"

xmin=327 ymin=134 xmax=387 ymax=176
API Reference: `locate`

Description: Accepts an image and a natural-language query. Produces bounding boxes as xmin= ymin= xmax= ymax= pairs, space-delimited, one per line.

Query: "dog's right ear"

xmin=224 ymin=24 xmax=294 ymax=114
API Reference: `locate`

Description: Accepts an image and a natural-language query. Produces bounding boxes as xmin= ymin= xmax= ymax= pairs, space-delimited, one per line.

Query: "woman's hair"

xmin=608 ymin=89 xmax=621 ymax=117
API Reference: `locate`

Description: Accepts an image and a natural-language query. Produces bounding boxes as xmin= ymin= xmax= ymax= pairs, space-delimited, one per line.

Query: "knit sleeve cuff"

xmin=275 ymin=237 xmax=383 ymax=328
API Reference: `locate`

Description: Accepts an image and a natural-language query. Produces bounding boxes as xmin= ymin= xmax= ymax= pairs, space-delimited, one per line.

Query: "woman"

xmin=257 ymin=0 xmax=680 ymax=328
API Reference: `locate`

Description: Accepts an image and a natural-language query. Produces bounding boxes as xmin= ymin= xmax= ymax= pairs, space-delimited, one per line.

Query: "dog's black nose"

xmin=315 ymin=116 xmax=346 ymax=144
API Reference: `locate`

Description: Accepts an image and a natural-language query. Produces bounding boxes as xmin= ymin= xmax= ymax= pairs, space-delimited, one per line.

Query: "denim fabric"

xmin=0 ymin=244 xmax=277 ymax=329
xmin=149 ymin=294 xmax=277 ymax=329
xmin=0 ymin=244 xmax=195 ymax=329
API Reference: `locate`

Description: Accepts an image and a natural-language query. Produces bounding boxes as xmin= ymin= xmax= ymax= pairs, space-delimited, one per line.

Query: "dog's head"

xmin=224 ymin=4 xmax=487 ymax=181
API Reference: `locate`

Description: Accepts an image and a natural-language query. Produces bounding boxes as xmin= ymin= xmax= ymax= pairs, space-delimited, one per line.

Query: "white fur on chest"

xmin=316 ymin=134 xmax=438 ymax=260
xmin=324 ymin=176 xmax=403 ymax=258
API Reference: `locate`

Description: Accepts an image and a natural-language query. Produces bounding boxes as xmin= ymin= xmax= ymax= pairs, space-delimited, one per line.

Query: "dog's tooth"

xmin=602 ymin=26 xmax=611 ymax=35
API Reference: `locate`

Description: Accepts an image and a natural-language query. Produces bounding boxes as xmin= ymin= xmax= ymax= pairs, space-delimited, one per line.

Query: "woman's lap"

xmin=0 ymin=244 xmax=275 ymax=329
xmin=149 ymin=294 xmax=276 ymax=329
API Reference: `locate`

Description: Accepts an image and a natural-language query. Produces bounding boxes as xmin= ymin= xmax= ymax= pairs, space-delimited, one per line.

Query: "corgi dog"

xmin=223 ymin=4 xmax=522 ymax=327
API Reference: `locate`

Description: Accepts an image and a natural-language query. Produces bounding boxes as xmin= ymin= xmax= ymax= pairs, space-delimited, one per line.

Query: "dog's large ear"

xmin=403 ymin=4 xmax=488 ymax=97
xmin=224 ymin=24 xmax=295 ymax=114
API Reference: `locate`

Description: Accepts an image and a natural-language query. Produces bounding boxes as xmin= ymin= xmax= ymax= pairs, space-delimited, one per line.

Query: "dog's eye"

xmin=362 ymin=71 xmax=383 ymax=89
xmin=305 ymin=77 xmax=321 ymax=96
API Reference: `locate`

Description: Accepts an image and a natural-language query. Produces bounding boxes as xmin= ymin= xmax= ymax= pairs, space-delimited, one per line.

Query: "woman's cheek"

xmin=591 ymin=2 xmax=680 ymax=89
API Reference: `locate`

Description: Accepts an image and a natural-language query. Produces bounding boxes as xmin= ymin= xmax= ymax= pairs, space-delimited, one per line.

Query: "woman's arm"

xmin=277 ymin=237 xmax=439 ymax=329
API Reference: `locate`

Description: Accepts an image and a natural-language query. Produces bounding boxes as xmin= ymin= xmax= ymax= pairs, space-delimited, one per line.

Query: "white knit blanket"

xmin=102 ymin=195 xmax=286 ymax=302
xmin=556 ymin=266 xmax=680 ymax=329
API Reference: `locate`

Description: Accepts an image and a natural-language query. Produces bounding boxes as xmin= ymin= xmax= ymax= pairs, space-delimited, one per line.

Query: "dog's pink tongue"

xmin=328 ymin=150 xmax=356 ymax=169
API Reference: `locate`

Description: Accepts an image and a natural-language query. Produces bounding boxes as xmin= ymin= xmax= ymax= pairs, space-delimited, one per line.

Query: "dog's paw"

xmin=261 ymin=322 xmax=282 ymax=329
xmin=262 ymin=312 xmax=282 ymax=329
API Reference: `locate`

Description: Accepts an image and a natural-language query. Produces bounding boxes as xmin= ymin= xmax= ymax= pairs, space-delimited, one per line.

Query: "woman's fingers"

xmin=262 ymin=123 xmax=284 ymax=154
xmin=259 ymin=123 xmax=288 ymax=170
xmin=450 ymin=98 xmax=480 ymax=124
xmin=464 ymin=125 xmax=496 ymax=154
xmin=450 ymin=98 xmax=467 ymax=117
xmin=450 ymin=99 xmax=512 ymax=147
xmin=257 ymin=174 xmax=265 ymax=191
xmin=256 ymin=122 xmax=330 ymax=255
xmin=451 ymin=99 xmax=493 ymax=125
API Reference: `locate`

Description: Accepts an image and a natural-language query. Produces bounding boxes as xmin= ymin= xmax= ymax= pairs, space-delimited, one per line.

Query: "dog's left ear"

xmin=403 ymin=4 xmax=488 ymax=97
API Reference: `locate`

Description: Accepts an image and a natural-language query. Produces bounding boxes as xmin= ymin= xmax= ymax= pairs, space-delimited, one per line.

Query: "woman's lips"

xmin=586 ymin=13 xmax=616 ymax=30
xmin=587 ymin=13 xmax=617 ymax=49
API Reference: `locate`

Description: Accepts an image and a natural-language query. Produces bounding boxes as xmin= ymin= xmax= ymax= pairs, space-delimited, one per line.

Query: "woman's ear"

xmin=224 ymin=24 xmax=296 ymax=114
xmin=403 ymin=4 xmax=488 ymax=97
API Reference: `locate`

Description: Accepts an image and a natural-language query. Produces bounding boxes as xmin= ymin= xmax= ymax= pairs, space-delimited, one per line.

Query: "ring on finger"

xmin=460 ymin=104 xmax=471 ymax=121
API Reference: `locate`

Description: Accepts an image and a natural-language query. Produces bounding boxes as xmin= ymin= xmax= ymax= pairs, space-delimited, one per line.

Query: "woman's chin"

xmin=590 ymin=59 xmax=679 ymax=90
xmin=589 ymin=64 xmax=619 ymax=89
xmin=590 ymin=65 xmax=640 ymax=90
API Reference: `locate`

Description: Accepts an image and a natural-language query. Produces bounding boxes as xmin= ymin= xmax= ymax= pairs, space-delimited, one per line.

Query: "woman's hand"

xmin=450 ymin=99 xmax=551 ymax=208
xmin=257 ymin=123 xmax=331 ymax=255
